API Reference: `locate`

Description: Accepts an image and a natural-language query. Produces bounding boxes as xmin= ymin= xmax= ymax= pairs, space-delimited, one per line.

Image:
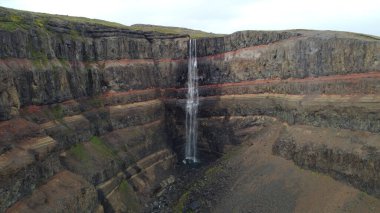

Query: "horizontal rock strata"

xmin=273 ymin=125 xmax=380 ymax=197
xmin=1 ymin=6 xmax=380 ymax=211
xmin=0 ymin=90 xmax=172 ymax=211
xmin=5 ymin=170 xmax=98 ymax=213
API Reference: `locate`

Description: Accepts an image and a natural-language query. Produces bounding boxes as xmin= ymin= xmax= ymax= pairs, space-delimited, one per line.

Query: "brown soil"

xmin=212 ymin=121 xmax=380 ymax=213
xmin=166 ymin=120 xmax=380 ymax=213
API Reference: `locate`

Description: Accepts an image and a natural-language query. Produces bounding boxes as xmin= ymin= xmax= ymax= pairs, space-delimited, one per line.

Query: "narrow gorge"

xmin=1 ymin=6 xmax=380 ymax=213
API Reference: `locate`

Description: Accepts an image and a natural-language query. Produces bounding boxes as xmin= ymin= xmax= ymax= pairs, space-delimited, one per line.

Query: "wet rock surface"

xmin=145 ymin=160 xmax=231 ymax=213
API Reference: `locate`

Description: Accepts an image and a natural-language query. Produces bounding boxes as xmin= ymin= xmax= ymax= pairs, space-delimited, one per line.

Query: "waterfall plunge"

xmin=184 ymin=39 xmax=199 ymax=164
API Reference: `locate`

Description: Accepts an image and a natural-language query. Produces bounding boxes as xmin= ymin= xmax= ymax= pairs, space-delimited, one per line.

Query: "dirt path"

xmin=212 ymin=122 xmax=380 ymax=213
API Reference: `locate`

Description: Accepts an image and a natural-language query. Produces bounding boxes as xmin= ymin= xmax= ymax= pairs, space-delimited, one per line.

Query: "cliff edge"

xmin=1 ymin=6 xmax=380 ymax=212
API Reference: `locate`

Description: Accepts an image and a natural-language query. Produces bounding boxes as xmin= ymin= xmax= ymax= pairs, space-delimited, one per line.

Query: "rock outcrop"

xmin=273 ymin=125 xmax=380 ymax=196
xmin=1 ymin=6 xmax=380 ymax=212
xmin=164 ymin=28 xmax=380 ymax=200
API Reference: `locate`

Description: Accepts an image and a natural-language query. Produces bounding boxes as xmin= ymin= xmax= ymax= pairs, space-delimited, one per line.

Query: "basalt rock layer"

xmin=1 ymin=6 xmax=380 ymax=212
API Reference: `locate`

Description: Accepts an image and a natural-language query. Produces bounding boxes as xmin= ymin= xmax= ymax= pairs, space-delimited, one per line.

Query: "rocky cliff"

xmin=1 ymin=6 xmax=380 ymax=213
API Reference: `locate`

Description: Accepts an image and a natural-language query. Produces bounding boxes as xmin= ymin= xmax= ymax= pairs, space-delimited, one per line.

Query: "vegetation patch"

xmin=34 ymin=18 xmax=44 ymax=28
xmin=119 ymin=180 xmax=141 ymax=212
xmin=0 ymin=22 xmax=22 ymax=31
xmin=58 ymin=58 xmax=71 ymax=69
xmin=9 ymin=14 xmax=22 ymax=23
xmin=43 ymin=104 xmax=63 ymax=121
xmin=42 ymin=104 xmax=76 ymax=131
xmin=205 ymin=165 xmax=223 ymax=177
xmin=130 ymin=24 xmax=223 ymax=38
xmin=174 ymin=191 xmax=190 ymax=213
xmin=90 ymin=136 xmax=117 ymax=158
xmin=29 ymin=42 xmax=49 ymax=68
xmin=172 ymin=164 xmax=222 ymax=212
xmin=170 ymin=151 xmax=235 ymax=212
xmin=0 ymin=7 xmax=221 ymax=38
xmin=51 ymin=105 xmax=64 ymax=121
xmin=0 ymin=12 xmax=27 ymax=31
xmin=31 ymin=49 xmax=46 ymax=60
xmin=69 ymin=28 xmax=83 ymax=41
xmin=69 ymin=143 xmax=90 ymax=162
xmin=0 ymin=6 xmax=127 ymax=31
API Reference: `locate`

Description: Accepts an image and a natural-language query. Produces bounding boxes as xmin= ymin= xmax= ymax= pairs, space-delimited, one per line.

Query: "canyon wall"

xmin=1 ymin=6 xmax=380 ymax=212
xmin=165 ymin=30 xmax=380 ymax=199
xmin=0 ymin=7 xmax=190 ymax=212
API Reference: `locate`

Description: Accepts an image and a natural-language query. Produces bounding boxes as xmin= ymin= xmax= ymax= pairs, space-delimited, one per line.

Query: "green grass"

xmin=0 ymin=22 xmax=22 ymax=31
xmin=205 ymin=165 xmax=223 ymax=177
xmin=58 ymin=58 xmax=70 ymax=68
xmin=172 ymin=164 xmax=223 ymax=212
xmin=0 ymin=6 xmax=221 ymax=38
xmin=42 ymin=104 xmax=74 ymax=132
xmin=10 ymin=14 xmax=22 ymax=22
xmin=69 ymin=136 xmax=118 ymax=163
xmin=69 ymin=143 xmax=90 ymax=161
xmin=90 ymin=136 xmax=117 ymax=158
xmin=221 ymin=146 xmax=241 ymax=161
xmin=130 ymin=24 xmax=224 ymax=38
xmin=51 ymin=105 xmax=64 ymax=120
xmin=43 ymin=104 xmax=64 ymax=122
xmin=69 ymin=28 xmax=82 ymax=40
xmin=68 ymin=136 xmax=120 ymax=166
xmin=174 ymin=191 xmax=190 ymax=213
xmin=119 ymin=180 xmax=141 ymax=212
xmin=0 ymin=10 xmax=28 ymax=31
xmin=31 ymin=50 xmax=48 ymax=67
xmin=44 ymin=15 xmax=128 ymax=29
xmin=0 ymin=6 xmax=127 ymax=30
xmin=34 ymin=18 xmax=44 ymax=28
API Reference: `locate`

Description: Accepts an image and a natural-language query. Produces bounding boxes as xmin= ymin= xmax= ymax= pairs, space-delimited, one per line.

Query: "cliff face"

xmin=166 ymin=31 xmax=380 ymax=205
xmin=0 ymin=7 xmax=189 ymax=212
xmin=1 ymin=6 xmax=380 ymax=212
xmin=0 ymin=15 xmax=190 ymax=121
xmin=199 ymin=30 xmax=379 ymax=78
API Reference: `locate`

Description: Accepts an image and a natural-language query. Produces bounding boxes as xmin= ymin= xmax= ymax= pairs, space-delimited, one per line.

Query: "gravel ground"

xmin=147 ymin=122 xmax=380 ymax=213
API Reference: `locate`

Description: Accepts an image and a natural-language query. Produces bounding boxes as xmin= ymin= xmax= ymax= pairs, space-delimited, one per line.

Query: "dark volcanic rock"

xmin=5 ymin=170 xmax=99 ymax=213
xmin=1 ymin=5 xmax=380 ymax=213
xmin=197 ymin=31 xmax=380 ymax=85
xmin=197 ymin=30 xmax=298 ymax=56
xmin=273 ymin=125 xmax=380 ymax=197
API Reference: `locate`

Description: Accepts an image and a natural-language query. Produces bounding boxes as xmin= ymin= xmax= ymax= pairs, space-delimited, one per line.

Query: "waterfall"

xmin=184 ymin=39 xmax=199 ymax=164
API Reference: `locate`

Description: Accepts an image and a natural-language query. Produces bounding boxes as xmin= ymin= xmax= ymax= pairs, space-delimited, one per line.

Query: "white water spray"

xmin=184 ymin=39 xmax=199 ymax=163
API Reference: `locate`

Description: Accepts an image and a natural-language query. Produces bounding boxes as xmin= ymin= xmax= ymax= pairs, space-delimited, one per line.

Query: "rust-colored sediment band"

xmin=18 ymin=70 xmax=380 ymax=114
xmin=165 ymin=71 xmax=380 ymax=93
